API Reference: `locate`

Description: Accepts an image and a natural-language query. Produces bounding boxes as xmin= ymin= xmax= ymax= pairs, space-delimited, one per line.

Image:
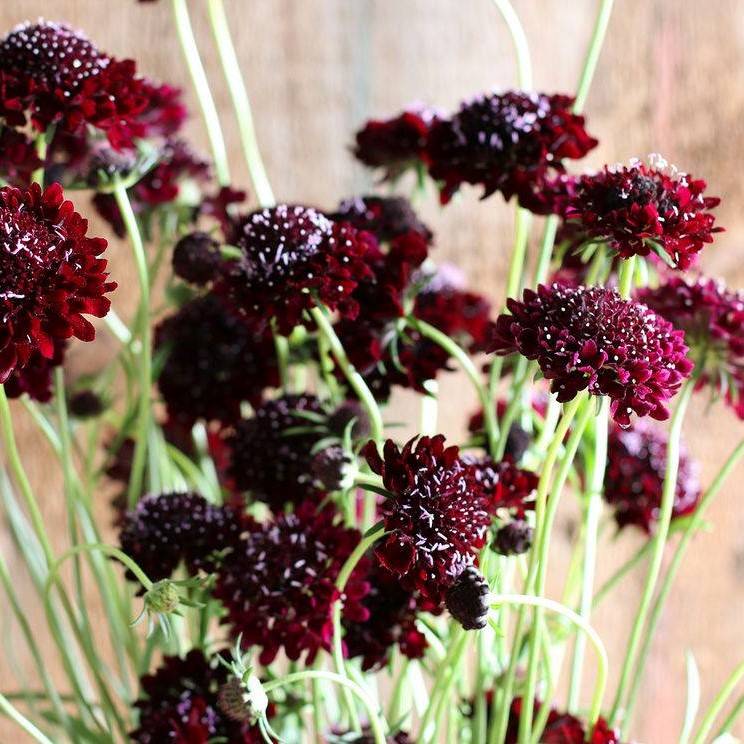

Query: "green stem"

xmin=532 ymin=216 xmax=560 ymax=287
xmin=31 ymin=135 xmax=47 ymax=187
xmin=592 ymin=540 xmax=653 ymax=608
xmin=572 ymin=0 xmax=616 ymax=114
xmin=617 ymin=256 xmax=636 ymax=299
xmin=425 ymin=630 xmax=469 ymax=744
xmin=567 ymin=397 xmax=609 ymax=711
xmin=0 ymin=693 xmax=54 ymax=744
xmin=691 ymin=661 xmax=744 ymax=744
xmin=622 ymin=437 xmax=744 ymax=733
xmin=714 ymin=694 xmax=744 ymax=739
xmin=206 ymin=0 xmax=275 ymax=206
xmin=491 ymin=0 xmax=533 ymax=88
xmin=171 ymin=0 xmax=231 ymax=185
xmin=114 ymin=182 xmax=152 ymax=508
xmin=609 ymin=380 xmax=694 ymax=727
xmin=310 ymin=306 xmax=383 ymax=442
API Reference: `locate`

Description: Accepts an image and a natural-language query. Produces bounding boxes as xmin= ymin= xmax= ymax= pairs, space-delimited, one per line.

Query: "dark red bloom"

xmin=311 ymin=445 xmax=351 ymax=491
xmin=604 ymin=420 xmax=700 ymax=533
xmin=463 ymin=455 xmax=538 ymax=517
xmin=131 ymin=650 xmax=266 ymax=743
xmin=155 ymin=294 xmax=278 ymax=426
xmin=638 ymin=277 xmax=744 ymax=418
xmin=216 ymin=204 xmax=375 ymax=335
xmin=425 ymin=91 xmax=597 ymax=209
xmin=0 ymin=127 xmax=42 ymax=186
xmin=445 ymin=565 xmax=490 ymax=630
xmin=119 ymin=492 xmax=243 ymax=583
xmin=564 ymin=158 xmax=721 ymax=269
xmin=343 ymin=562 xmax=427 ymax=670
xmin=0 ymin=21 xmax=148 ymax=148
xmin=4 ymin=340 xmax=65 ymax=403
xmin=214 ymin=501 xmax=370 ymax=665
xmin=172 ymin=232 xmax=222 ymax=286
xmin=492 ymin=519 xmax=533 ymax=555
xmin=364 ymin=436 xmax=496 ymax=603
xmin=331 ymin=195 xmax=432 ymax=243
xmin=353 ymin=106 xmax=436 ymax=180
xmin=0 ymin=183 xmax=114 ymax=383
xmin=489 ymin=283 xmax=694 ymax=426
xmin=67 ymin=389 xmax=105 ymax=418
xmin=505 ymin=697 xmax=623 ymax=743
xmin=137 ymin=81 xmax=188 ymax=139
xmin=226 ymin=394 xmax=327 ymax=510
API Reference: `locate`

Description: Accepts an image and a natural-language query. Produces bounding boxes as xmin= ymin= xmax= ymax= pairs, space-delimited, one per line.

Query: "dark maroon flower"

xmin=0 ymin=183 xmax=115 ymax=383
xmin=327 ymin=400 xmax=371 ymax=440
xmin=201 ymin=186 xmax=248 ymax=242
xmin=604 ymin=420 xmax=700 ymax=533
xmin=638 ymin=277 xmax=744 ymax=418
xmin=425 ymin=91 xmax=597 ymax=209
xmin=0 ymin=21 xmax=148 ymax=148
xmin=445 ymin=566 xmax=490 ymax=630
xmin=489 ymin=283 xmax=694 ymax=426
xmin=0 ymin=127 xmax=42 ymax=186
xmin=564 ymin=157 xmax=721 ymax=270
xmin=226 ymin=394 xmax=326 ymax=510
xmin=67 ymin=389 xmax=105 ymax=418
xmin=463 ymin=455 xmax=538 ymax=517
xmin=172 ymin=231 xmax=222 ymax=286
xmin=119 ymin=492 xmax=243 ymax=583
xmin=131 ymin=650 xmax=266 ymax=743
xmin=492 ymin=519 xmax=533 ymax=555
xmin=363 ymin=436 xmax=496 ymax=603
xmin=138 ymin=81 xmax=188 ymax=139
xmin=311 ymin=445 xmax=351 ymax=491
xmin=505 ymin=697 xmax=624 ymax=743
xmin=214 ymin=501 xmax=370 ymax=664
xmin=330 ymin=195 xmax=432 ymax=243
xmin=155 ymin=294 xmax=278 ymax=426
xmin=353 ymin=106 xmax=436 ymax=180
xmin=4 ymin=340 xmax=65 ymax=403
xmin=216 ymin=204 xmax=375 ymax=335
xmin=343 ymin=562 xmax=428 ymax=670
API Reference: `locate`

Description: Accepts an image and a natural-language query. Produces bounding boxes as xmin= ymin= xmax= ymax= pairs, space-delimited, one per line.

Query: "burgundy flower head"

xmin=155 ymin=294 xmax=278 ymax=426
xmin=343 ymin=562 xmax=428 ymax=670
xmin=353 ymin=106 xmax=436 ymax=180
xmin=463 ymin=455 xmax=539 ymax=517
xmin=4 ymin=340 xmax=65 ymax=403
xmin=119 ymin=492 xmax=243 ymax=583
xmin=426 ymin=91 xmax=597 ymax=209
xmin=172 ymin=232 xmax=222 ymax=286
xmin=217 ymin=204 xmax=375 ymax=335
xmin=0 ymin=128 xmax=42 ymax=186
xmin=132 ymin=650 xmax=266 ymax=743
xmin=363 ymin=436 xmax=496 ymax=603
xmin=331 ymin=195 xmax=433 ymax=243
xmin=489 ymin=283 xmax=694 ymax=426
xmin=639 ymin=277 xmax=744 ymax=418
xmin=0 ymin=183 xmax=114 ymax=383
xmin=137 ymin=80 xmax=188 ymax=139
xmin=226 ymin=394 xmax=328 ymax=510
xmin=604 ymin=420 xmax=701 ymax=533
xmin=214 ymin=501 xmax=370 ymax=665
xmin=0 ymin=21 xmax=148 ymax=147
xmin=564 ymin=157 xmax=721 ymax=269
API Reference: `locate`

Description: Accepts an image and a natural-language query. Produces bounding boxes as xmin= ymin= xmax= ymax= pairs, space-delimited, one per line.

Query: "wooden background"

xmin=2 ymin=1 xmax=744 ymax=741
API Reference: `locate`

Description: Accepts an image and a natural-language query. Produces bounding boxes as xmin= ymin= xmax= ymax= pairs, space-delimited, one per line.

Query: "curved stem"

xmin=714 ymin=694 xmax=744 ymax=739
xmin=491 ymin=0 xmax=533 ymax=88
xmin=609 ymin=380 xmax=694 ymax=727
xmin=171 ymin=0 xmax=231 ymax=185
xmin=263 ymin=671 xmax=387 ymax=744
xmin=114 ymin=181 xmax=152 ymax=508
xmin=206 ymin=0 xmax=275 ymax=206
xmin=622 ymin=437 xmax=744 ymax=732
xmin=691 ymin=661 xmax=744 ymax=744
xmin=567 ymin=397 xmax=609 ymax=711
xmin=0 ymin=693 xmax=54 ymax=744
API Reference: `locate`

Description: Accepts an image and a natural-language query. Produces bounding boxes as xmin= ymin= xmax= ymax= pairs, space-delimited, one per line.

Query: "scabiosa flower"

xmin=0 ymin=127 xmax=42 ymax=186
xmin=463 ymin=455 xmax=538 ymax=516
xmin=330 ymin=195 xmax=433 ymax=243
xmin=363 ymin=436 xmax=496 ymax=603
xmin=4 ymin=340 xmax=65 ymax=403
xmin=214 ymin=501 xmax=370 ymax=664
xmin=0 ymin=21 xmax=147 ymax=147
xmin=137 ymin=80 xmax=188 ymax=139
xmin=327 ymin=399 xmax=371 ymax=440
xmin=119 ymin=492 xmax=243 ymax=583
xmin=604 ymin=420 xmax=701 ymax=533
xmin=638 ymin=277 xmax=744 ymax=417
xmin=217 ymin=204 xmax=375 ymax=335
xmin=0 ymin=183 xmax=115 ymax=383
xmin=425 ymin=91 xmax=597 ymax=209
xmin=172 ymin=231 xmax=223 ymax=286
xmin=493 ymin=519 xmax=533 ymax=555
xmin=489 ymin=283 xmax=694 ymax=426
xmin=226 ymin=394 xmax=328 ymax=510
xmin=343 ymin=562 xmax=428 ymax=670
xmin=67 ymin=389 xmax=105 ymax=418
xmin=131 ymin=650 xmax=266 ymax=743
xmin=563 ymin=156 xmax=721 ymax=269
xmin=155 ymin=295 xmax=278 ymax=427
xmin=353 ymin=105 xmax=436 ymax=180
xmin=445 ymin=566 xmax=490 ymax=630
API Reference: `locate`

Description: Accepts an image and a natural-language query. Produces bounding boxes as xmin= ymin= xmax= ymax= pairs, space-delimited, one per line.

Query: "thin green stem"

xmin=31 ymin=135 xmax=47 ymax=187
xmin=491 ymin=0 xmax=533 ymax=88
xmin=610 ymin=380 xmax=694 ymax=727
xmin=171 ymin=0 xmax=231 ymax=185
xmin=207 ymin=0 xmax=275 ymax=206
xmin=567 ymin=397 xmax=609 ymax=711
xmin=0 ymin=693 xmax=54 ymax=744
xmin=714 ymin=694 xmax=744 ymax=739
xmin=617 ymin=256 xmax=636 ymax=299
xmin=572 ymin=0 xmax=616 ymax=114
xmin=623 ymin=437 xmax=744 ymax=733
xmin=114 ymin=182 xmax=152 ymax=508
xmin=592 ymin=540 xmax=653 ymax=608
xmin=692 ymin=661 xmax=744 ymax=744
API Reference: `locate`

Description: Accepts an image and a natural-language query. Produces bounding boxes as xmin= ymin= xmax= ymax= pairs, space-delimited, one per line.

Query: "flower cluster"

xmin=489 ymin=283 xmax=694 ymax=426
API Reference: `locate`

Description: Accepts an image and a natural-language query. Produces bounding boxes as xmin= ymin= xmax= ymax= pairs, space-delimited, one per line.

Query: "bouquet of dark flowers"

xmin=0 ymin=1 xmax=741 ymax=743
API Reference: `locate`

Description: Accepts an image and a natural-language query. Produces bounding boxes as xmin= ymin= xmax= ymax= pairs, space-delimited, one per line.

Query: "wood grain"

xmin=1 ymin=2 xmax=743 ymax=741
